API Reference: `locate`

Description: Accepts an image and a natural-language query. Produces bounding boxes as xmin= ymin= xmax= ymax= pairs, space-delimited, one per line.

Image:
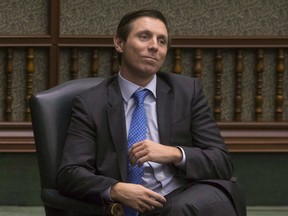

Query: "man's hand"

xmin=110 ymin=182 xmax=166 ymax=213
xmin=128 ymin=139 xmax=183 ymax=167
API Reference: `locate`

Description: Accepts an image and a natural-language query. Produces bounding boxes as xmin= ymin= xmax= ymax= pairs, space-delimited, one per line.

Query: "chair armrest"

xmin=42 ymin=188 xmax=123 ymax=215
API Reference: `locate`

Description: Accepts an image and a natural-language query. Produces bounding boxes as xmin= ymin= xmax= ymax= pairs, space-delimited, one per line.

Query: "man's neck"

xmin=119 ymin=70 xmax=155 ymax=87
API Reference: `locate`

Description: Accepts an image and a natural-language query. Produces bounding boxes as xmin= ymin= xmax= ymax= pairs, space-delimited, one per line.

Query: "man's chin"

xmin=141 ymin=70 xmax=158 ymax=79
xmin=143 ymin=66 xmax=160 ymax=75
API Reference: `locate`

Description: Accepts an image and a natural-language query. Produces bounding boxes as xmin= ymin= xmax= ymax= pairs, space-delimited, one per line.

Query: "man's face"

xmin=115 ymin=17 xmax=169 ymax=82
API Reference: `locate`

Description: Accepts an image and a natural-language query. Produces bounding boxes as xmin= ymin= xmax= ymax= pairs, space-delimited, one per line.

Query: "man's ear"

xmin=114 ymin=36 xmax=124 ymax=53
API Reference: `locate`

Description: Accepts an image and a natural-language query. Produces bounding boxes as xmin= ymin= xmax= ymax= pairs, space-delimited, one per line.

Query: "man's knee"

xmin=163 ymin=183 xmax=237 ymax=216
xmin=197 ymin=201 xmax=237 ymax=216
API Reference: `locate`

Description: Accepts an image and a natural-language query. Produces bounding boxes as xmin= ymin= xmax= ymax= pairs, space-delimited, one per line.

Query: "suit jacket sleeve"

xmin=57 ymin=92 xmax=119 ymax=205
xmin=165 ymin=74 xmax=233 ymax=180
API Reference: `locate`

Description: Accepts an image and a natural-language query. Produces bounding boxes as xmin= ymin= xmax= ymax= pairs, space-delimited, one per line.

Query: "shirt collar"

xmin=118 ymin=72 xmax=157 ymax=103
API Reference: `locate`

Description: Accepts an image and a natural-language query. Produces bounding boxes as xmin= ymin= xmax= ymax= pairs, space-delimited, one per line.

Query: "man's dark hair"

xmin=116 ymin=9 xmax=171 ymax=48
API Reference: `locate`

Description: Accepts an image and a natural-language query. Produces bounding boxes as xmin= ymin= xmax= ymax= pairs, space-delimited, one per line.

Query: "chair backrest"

xmin=30 ymin=78 xmax=104 ymax=189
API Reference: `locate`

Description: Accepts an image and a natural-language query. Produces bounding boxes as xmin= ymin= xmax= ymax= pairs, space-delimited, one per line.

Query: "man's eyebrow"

xmin=158 ymin=34 xmax=168 ymax=40
xmin=137 ymin=30 xmax=152 ymax=35
xmin=137 ymin=30 xmax=168 ymax=39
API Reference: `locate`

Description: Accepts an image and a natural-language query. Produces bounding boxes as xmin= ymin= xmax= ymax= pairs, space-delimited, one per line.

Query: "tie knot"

xmin=132 ymin=89 xmax=150 ymax=105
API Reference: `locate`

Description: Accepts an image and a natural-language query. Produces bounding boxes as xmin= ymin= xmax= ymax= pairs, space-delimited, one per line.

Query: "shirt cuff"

xmin=100 ymin=186 xmax=113 ymax=203
xmin=174 ymin=146 xmax=186 ymax=169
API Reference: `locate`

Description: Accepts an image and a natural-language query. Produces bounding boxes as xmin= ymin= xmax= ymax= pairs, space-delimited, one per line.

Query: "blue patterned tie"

xmin=125 ymin=89 xmax=150 ymax=216
xmin=127 ymin=89 xmax=150 ymax=184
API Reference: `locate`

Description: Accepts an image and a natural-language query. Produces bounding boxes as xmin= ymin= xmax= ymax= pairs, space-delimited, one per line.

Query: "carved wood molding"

xmin=1 ymin=35 xmax=288 ymax=48
xmin=0 ymin=122 xmax=287 ymax=153
xmin=171 ymin=36 xmax=288 ymax=48
xmin=0 ymin=122 xmax=34 ymax=152
xmin=219 ymin=122 xmax=288 ymax=152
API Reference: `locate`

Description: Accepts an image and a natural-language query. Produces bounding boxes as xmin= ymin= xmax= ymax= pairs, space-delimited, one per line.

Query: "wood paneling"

xmin=0 ymin=0 xmax=287 ymax=152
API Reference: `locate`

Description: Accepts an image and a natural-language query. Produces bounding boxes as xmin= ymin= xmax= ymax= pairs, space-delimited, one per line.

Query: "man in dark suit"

xmin=58 ymin=9 xmax=246 ymax=216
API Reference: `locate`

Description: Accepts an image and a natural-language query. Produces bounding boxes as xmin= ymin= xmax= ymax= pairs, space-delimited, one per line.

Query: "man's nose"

xmin=148 ymin=38 xmax=158 ymax=51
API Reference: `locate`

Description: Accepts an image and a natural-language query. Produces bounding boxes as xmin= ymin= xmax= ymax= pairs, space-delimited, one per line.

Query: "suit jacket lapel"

xmin=156 ymin=76 xmax=173 ymax=146
xmin=106 ymin=78 xmax=128 ymax=181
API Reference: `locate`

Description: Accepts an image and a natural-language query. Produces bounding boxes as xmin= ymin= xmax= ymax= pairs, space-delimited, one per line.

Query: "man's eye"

xmin=158 ymin=38 xmax=167 ymax=45
xmin=139 ymin=34 xmax=148 ymax=40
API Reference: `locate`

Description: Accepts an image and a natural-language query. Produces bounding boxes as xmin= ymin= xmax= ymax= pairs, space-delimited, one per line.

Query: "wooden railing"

xmin=0 ymin=44 xmax=287 ymax=153
xmin=1 ymin=46 xmax=287 ymax=120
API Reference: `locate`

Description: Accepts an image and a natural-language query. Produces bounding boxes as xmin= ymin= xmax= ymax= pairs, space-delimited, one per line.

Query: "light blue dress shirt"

xmin=117 ymin=72 xmax=188 ymax=196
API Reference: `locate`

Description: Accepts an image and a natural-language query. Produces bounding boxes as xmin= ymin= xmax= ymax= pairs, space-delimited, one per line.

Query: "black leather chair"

xmin=29 ymin=78 xmax=123 ymax=216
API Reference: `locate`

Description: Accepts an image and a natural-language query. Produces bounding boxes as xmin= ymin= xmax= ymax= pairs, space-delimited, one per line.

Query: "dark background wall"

xmin=1 ymin=153 xmax=288 ymax=206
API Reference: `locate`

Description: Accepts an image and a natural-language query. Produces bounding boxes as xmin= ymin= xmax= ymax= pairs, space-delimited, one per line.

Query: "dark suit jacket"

xmin=58 ymin=72 xmax=245 ymax=215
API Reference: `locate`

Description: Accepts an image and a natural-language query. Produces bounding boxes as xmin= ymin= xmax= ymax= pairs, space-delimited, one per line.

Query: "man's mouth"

xmin=143 ymin=56 xmax=158 ymax=62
